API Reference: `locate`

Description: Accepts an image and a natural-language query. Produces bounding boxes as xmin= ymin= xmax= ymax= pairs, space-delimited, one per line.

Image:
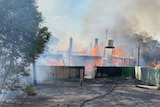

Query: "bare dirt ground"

xmin=1 ymin=78 xmax=160 ymax=107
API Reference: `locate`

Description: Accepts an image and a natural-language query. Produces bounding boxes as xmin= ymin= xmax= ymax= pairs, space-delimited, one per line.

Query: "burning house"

xmin=33 ymin=34 xmax=160 ymax=88
xmin=69 ymin=38 xmax=102 ymax=78
xmin=35 ymin=34 xmax=137 ymax=81
xmin=35 ymin=37 xmax=102 ymax=81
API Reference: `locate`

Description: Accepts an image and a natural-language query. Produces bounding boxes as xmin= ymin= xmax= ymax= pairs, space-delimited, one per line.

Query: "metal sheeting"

xmin=121 ymin=67 xmax=135 ymax=78
xmin=135 ymin=67 xmax=160 ymax=86
xmin=135 ymin=66 xmax=142 ymax=80
xmin=95 ymin=67 xmax=135 ymax=78
xmin=36 ymin=66 xmax=84 ymax=82
xmin=54 ymin=66 xmax=84 ymax=78
xmin=36 ymin=66 xmax=53 ymax=82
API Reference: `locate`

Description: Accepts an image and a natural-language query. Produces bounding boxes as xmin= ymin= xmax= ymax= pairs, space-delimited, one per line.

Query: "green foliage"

xmin=0 ymin=0 xmax=51 ymax=93
xmin=24 ymin=84 xmax=37 ymax=96
xmin=22 ymin=26 xmax=51 ymax=63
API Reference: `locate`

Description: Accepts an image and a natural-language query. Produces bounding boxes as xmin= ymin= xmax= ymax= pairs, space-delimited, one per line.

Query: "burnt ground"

xmin=1 ymin=78 xmax=160 ymax=107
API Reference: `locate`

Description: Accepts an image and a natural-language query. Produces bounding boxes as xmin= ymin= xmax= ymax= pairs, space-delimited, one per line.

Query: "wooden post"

xmin=80 ymin=69 xmax=84 ymax=86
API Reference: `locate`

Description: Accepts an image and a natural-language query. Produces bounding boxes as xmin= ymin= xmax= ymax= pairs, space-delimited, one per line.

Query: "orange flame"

xmin=157 ymin=64 xmax=160 ymax=68
xmin=112 ymin=59 xmax=119 ymax=64
xmin=48 ymin=59 xmax=63 ymax=66
xmin=81 ymin=48 xmax=88 ymax=54
xmin=112 ymin=49 xmax=124 ymax=65
xmin=96 ymin=59 xmax=102 ymax=66
xmin=112 ymin=49 xmax=124 ymax=57
xmin=92 ymin=44 xmax=98 ymax=56
xmin=86 ymin=43 xmax=102 ymax=71
xmin=86 ymin=64 xmax=94 ymax=71
xmin=86 ymin=58 xmax=102 ymax=71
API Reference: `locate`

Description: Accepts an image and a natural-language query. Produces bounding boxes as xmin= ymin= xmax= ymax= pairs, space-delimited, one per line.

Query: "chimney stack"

xmin=95 ymin=38 xmax=98 ymax=45
xmin=68 ymin=37 xmax=73 ymax=56
xmin=69 ymin=37 xmax=73 ymax=50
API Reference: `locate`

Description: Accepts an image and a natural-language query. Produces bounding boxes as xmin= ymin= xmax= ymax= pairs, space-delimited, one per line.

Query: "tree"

xmin=133 ymin=33 xmax=160 ymax=65
xmin=23 ymin=26 xmax=51 ymax=85
xmin=0 ymin=0 xmax=51 ymax=97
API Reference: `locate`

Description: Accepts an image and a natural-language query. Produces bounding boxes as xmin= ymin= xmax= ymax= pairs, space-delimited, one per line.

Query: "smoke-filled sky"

xmin=37 ymin=0 xmax=160 ymax=55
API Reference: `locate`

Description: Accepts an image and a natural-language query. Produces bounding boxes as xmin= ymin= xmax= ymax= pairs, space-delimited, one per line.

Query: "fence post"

xmin=80 ymin=69 xmax=84 ymax=86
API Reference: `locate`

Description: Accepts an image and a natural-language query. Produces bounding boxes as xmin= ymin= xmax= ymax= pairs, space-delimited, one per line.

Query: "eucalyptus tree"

xmin=0 ymin=0 xmax=51 ymax=94
xmin=133 ymin=33 xmax=160 ymax=65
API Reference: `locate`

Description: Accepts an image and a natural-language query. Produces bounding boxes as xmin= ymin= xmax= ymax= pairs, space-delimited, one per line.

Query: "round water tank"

xmin=105 ymin=39 xmax=114 ymax=48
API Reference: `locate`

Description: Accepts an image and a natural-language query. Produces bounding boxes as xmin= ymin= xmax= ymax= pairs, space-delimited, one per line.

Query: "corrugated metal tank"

xmin=135 ymin=67 xmax=160 ymax=86
xmin=105 ymin=39 xmax=114 ymax=48
xmin=135 ymin=66 xmax=142 ymax=80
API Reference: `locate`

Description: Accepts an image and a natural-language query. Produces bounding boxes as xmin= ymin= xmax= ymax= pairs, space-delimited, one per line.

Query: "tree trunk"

xmin=32 ymin=61 xmax=37 ymax=85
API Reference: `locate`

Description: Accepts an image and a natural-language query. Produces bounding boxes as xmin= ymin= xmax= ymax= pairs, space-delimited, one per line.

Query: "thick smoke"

xmin=38 ymin=0 xmax=160 ymax=62
xmin=82 ymin=0 xmax=160 ymax=55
